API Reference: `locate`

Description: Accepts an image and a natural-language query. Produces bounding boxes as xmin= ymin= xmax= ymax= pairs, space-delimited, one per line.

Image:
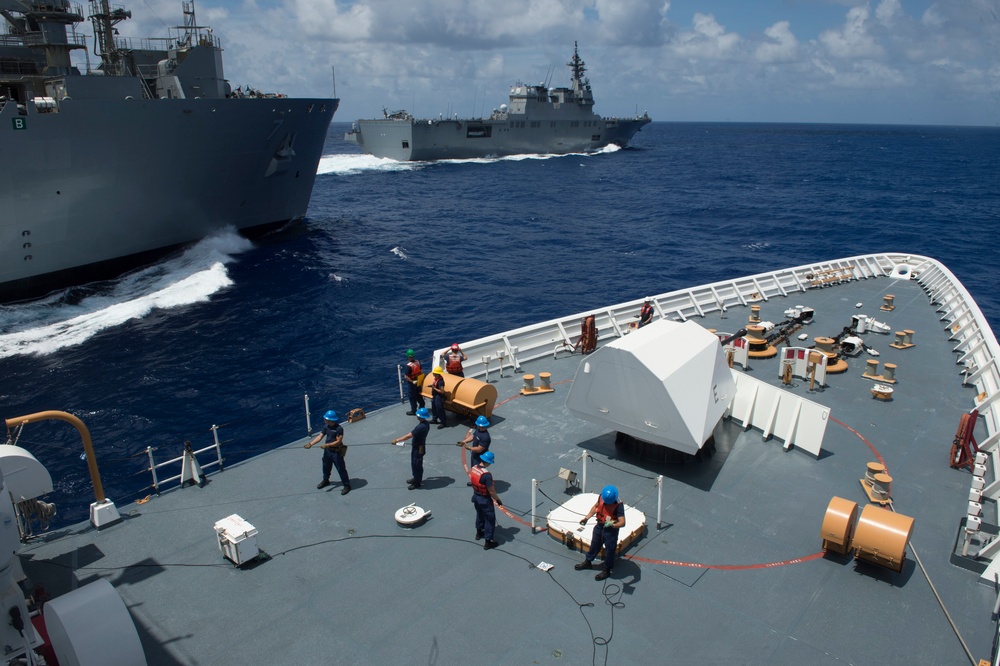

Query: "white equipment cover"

xmin=565 ymin=320 xmax=736 ymax=455
xmin=546 ymin=493 xmax=646 ymax=554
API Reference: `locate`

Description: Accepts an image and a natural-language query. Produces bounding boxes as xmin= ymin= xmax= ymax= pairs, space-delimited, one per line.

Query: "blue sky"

xmin=120 ymin=0 xmax=998 ymax=126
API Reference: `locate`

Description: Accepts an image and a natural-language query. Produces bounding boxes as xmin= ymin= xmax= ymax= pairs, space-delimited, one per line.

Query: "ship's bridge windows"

xmin=550 ymin=121 xmax=556 ymax=128
xmin=402 ymin=140 xmax=409 ymax=148
xmin=530 ymin=121 xmax=540 ymax=128
xmin=570 ymin=121 xmax=580 ymax=128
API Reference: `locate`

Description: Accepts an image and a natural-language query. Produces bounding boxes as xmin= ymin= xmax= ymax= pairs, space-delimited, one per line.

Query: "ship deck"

xmin=16 ymin=262 xmax=1000 ymax=665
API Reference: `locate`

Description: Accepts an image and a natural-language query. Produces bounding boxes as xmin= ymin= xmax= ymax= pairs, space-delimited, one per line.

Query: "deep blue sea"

xmin=2 ymin=121 xmax=998 ymax=526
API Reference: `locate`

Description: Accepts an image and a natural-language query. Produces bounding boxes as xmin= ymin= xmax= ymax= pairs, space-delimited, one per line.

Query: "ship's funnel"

xmin=565 ymin=320 xmax=736 ymax=455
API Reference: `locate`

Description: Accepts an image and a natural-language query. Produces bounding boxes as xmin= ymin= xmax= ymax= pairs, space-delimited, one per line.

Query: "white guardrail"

xmin=434 ymin=252 xmax=1000 ymax=448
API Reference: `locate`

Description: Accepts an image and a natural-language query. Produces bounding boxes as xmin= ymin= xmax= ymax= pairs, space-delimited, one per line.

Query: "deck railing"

xmin=146 ymin=426 xmax=224 ymax=493
xmin=435 ymin=251 xmax=998 ymax=448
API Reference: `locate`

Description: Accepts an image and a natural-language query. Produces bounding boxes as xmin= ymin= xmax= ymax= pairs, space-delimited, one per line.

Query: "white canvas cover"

xmin=565 ymin=320 xmax=736 ymax=455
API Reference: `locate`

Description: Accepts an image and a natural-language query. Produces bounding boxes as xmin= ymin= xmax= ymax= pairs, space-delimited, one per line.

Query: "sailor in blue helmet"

xmin=458 ymin=415 xmax=492 ymax=474
xmin=305 ymin=410 xmax=351 ymax=495
xmin=469 ymin=451 xmax=502 ymax=550
xmin=391 ymin=407 xmax=431 ymax=490
xmin=575 ymin=485 xmax=626 ymax=580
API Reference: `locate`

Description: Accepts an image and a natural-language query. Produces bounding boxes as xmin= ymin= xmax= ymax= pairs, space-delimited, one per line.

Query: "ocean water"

xmin=2 ymin=122 xmax=998 ymax=526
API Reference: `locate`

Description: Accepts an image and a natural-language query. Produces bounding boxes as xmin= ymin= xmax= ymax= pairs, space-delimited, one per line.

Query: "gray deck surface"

xmin=19 ymin=275 xmax=995 ymax=665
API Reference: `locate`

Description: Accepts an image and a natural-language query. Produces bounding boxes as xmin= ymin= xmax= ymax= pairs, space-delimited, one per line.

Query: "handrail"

xmin=4 ymin=410 xmax=106 ymax=502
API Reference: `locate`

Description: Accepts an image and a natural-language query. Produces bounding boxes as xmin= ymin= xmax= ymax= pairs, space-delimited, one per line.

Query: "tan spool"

xmin=522 ymin=374 xmax=535 ymax=391
xmin=863 ymin=359 xmax=879 ymax=377
xmin=745 ymin=325 xmax=766 ymax=341
xmin=422 ymin=371 xmax=463 ymax=401
xmin=852 ymin=504 xmax=914 ymax=573
xmin=903 ymin=329 xmax=914 ymax=345
xmin=423 ymin=373 xmax=498 ymax=417
xmin=893 ymin=331 xmax=906 ymax=347
xmin=881 ymin=294 xmax=895 ymax=310
xmin=814 ymin=337 xmax=834 ymax=354
xmin=871 ymin=473 xmax=892 ymax=501
xmin=749 ymin=305 xmax=761 ymax=323
xmin=450 ymin=376 xmax=498 ymax=417
xmin=865 ymin=462 xmax=886 ymax=486
xmin=539 ymin=372 xmax=552 ymax=390
xmin=882 ymin=363 xmax=896 ymax=382
xmin=821 ymin=497 xmax=858 ymax=555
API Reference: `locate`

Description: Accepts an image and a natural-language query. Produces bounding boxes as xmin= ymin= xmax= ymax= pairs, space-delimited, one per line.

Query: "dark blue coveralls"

xmin=585 ymin=501 xmax=625 ymax=572
xmin=320 ymin=422 xmax=349 ymax=487
xmin=410 ymin=420 xmax=429 ymax=487
xmin=431 ymin=374 xmax=447 ymax=425
xmin=470 ymin=465 xmax=496 ymax=541
xmin=406 ymin=359 xmax=425 ymax=413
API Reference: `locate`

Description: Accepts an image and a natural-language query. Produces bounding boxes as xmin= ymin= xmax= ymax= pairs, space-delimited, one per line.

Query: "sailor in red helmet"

xmin=469 ymin=451 xmax=502 ymax=550
xmin=575 ymin=485 xmax=626 ymax=581
xmin=441 ymin=343 xmax=467 ymax=377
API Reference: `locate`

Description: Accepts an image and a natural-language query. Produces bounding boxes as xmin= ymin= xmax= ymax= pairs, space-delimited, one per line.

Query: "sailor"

xmin=575 ymin=485 xmax=626 ymax=581
xmin=403 ymin=349 xmax=426 ymax=415
xmin=638 ymin=298 xmax=654 ymax=328
xmin=391 ymin=407 xmax=431 ymax=490
xmin=469 ymin=451 xmax=502 ymax=550
xmin=430 ymin=366 xmax=448 ymax=429
xmin=441 ymin=343 xmax=468 ymax=377
xmin=458 ymin=416 xmax=491 ymax=485
xmin=305 ymin=410 xmax=351 ymax=495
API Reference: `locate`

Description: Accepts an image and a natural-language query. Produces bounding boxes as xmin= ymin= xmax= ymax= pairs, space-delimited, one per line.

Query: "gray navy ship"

xmin=0 ymin=0 xmax=337 ymax=302
xmin=345 ymin=43 xmax=650 ymax=161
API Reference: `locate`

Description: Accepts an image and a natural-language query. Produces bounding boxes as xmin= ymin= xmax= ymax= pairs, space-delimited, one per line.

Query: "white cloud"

xmin=756 ymin=21 xmax=799 ymax=63
xmin=818 ymin=5 xmax=883 ymax=59
xmin=289 ymin=0 xmax=375 ymax=41
xmin=289 ymin=0 xmax=588 ymax=47
xmin=673 ymin=13 xmax=741 ymax=59
xmin=594 ymin=0 xmax=669 ymax=45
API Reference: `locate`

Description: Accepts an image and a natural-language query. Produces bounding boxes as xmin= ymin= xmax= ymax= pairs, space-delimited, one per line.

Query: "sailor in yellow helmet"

xmin=430 ymin=365 xmax=448 ymax=429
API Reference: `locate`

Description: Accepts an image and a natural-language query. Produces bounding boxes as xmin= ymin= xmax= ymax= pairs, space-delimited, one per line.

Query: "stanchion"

xmin=531 ymin=479 xmax=538 ymax=533
xmin=304 ymin=393 xmax=312 ymax=434
xmin=657 ymin=475 xmax=663 ymax=528
xmin=582 ymin=454 xmax=588 ymax=493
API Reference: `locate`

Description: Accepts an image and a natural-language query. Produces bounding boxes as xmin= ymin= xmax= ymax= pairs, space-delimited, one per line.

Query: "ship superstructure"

xmin=0 ymin=0 xmax=337 ymax=301
xmin=345 ymin=43 xmax=649 ymax=161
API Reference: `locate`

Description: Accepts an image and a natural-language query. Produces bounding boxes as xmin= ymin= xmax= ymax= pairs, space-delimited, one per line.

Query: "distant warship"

xmin=345 ymin=43 xmax=650 ymax=161
xmin=0 ymin=0 xmax=337 ymax=302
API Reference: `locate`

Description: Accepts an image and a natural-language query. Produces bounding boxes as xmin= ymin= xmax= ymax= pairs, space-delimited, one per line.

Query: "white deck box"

xmin=214 ymin=514 xmax=259 ymax=566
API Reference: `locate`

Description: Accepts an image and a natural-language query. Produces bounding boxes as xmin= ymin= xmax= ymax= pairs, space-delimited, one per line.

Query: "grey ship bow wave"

xmin=0 ymin=0 xmax=338 ymax=303
xmin=345 ymin=42 xmax=650 ymax=161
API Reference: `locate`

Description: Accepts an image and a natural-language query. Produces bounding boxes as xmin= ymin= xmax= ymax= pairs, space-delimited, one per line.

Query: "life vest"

xmin=445 ymin=351 xmax=463 ymax=374
xmin=469 ymin=466 xmax=490 ymax=496
xmin=406 ymin=359 xmax=422 ymax=381
xmin=596 ymin=499 xmax=621 ymax=526
xmin=640 ymin=303 xmax=653 ymax=322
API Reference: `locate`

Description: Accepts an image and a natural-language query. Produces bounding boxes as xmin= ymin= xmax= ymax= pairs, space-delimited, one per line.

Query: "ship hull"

xmin=0 ymin=97 xmax=338 ymax=302
xmin=347 ymin=116 xmax=649 ymax=161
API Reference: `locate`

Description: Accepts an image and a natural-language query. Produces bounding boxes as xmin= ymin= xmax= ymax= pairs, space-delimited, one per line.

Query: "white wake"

xmin=317 ymin=143 xmax=620 ymax=174
xmin=0 ymin=228 xmax=252 ymax=358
